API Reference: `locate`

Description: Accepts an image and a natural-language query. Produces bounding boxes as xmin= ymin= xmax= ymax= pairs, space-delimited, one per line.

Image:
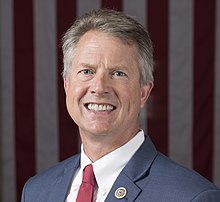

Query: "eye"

xmin=77 ymin=68 xmax=95 ymax=81
xmin=112 ymin=70 xmax=128 ymax=78
xmin=79 ymin=69 xmax=94 ymax=75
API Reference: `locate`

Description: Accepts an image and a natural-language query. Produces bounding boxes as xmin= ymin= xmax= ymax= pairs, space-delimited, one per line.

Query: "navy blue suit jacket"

xmin=22 ymin=136 xmax=220 ymax=201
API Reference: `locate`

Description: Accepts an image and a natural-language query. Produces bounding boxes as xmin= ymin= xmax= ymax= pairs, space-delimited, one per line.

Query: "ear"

xmin=63 ymin=78 xmax=68 ymax=95
xmin=140 ymin=81 xmax=153 ymax=108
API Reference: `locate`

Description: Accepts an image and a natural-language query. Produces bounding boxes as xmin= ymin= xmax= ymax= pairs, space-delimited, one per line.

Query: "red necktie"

xmin=76 ymin=164 xmax=95 ymax=202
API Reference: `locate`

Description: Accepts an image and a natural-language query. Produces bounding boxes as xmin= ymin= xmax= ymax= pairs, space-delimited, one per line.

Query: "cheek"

xmin=66 ymin=81 xmax=78 ymax=97
xmin=66 ymin=84 xmax=85 ymax=119
xmin=67 ymin=83 xmax=88 ymax=106
xmin=130 ymin=88 xmax=143 ymax=108
xmin=119 ymin=85 xmax=142 ymax=106
xmin=128 ymin=82 xmax=142 ymax=96
xmin=65 ymin=84 xmax=76 ymax=109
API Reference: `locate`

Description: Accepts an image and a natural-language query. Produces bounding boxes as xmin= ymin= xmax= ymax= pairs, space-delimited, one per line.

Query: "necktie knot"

xmin=82 ymin=164 xmax=95 ymax=186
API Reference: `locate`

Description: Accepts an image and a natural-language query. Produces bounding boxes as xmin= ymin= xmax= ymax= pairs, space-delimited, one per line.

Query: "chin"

xmin=90 ymin=128 xmax=111 ymax=135
xmin=82 ymin=125 xmax=113 ymax=136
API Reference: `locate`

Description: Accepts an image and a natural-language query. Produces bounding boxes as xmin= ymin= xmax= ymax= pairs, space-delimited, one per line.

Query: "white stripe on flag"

xmin=123 ymin=0 xmax=148 ymax=131
xmin=77 ymin=0 xmax=100 ymax=17
xmin=123 ymin=0 xmax=147 ymax=26
xmin=214 ymin=0 xmax=220 ymax=187
xmin=34 ymin=0 xmax=59 ymax=173
xmin=0 ymin=0 xmax=16 ymax=201
xmin=168 ymin=0 xmax=193 ymax=168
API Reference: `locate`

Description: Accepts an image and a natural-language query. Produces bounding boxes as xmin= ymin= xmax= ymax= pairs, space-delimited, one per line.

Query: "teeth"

xmin=87 ymin=104 xmax=114 ymax=112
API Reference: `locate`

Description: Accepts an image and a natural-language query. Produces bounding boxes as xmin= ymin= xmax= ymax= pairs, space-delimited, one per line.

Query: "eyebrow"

xmin=79 ymin=62 xmax=128 ymax=71
xmin=79 ymin=63 xmax=96 ymax=68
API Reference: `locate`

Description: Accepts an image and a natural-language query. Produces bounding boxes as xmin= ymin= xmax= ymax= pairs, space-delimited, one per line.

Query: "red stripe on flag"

xmin=57 ymin=0 xmax=79 ymax=161
xmin=147 ymin=0 xmax=169 ymax=155
xmin=101 ymin=0 xmax=122 ymax=11
xmin=14 ymin=0 xmax=36 ymax=200
xmin=193 ymin=0 xmax=215 ymax=181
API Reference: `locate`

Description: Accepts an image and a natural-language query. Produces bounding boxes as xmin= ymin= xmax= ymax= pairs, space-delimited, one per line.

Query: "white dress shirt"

xmin=66 ymin=130 xmax=145 ymax=202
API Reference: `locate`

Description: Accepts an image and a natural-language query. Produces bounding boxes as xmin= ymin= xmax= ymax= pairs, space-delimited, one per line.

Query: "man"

xmin=22 ymin=9 xmax=220 ymax=201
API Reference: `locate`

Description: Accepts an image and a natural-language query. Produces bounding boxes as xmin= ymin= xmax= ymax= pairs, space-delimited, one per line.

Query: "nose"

xmin=90 ymin=71 xmax=110 ymax=95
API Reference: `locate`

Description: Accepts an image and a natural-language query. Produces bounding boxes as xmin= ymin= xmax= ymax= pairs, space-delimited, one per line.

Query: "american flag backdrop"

xmin=0 ymin=0 xmax=220 ymax=201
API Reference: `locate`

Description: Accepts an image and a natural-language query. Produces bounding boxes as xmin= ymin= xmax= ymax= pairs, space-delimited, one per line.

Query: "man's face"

xmin=64 ymin=31 xmax=153 ymax=141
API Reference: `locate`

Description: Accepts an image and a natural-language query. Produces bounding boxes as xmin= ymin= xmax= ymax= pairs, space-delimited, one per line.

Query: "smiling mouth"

xmin=85 ymin=103 xmax=115 ymax=112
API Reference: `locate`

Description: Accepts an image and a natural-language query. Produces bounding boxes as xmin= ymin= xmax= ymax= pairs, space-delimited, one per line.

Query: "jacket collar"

xmin=105 ymin=136 xmax=158 ymax=202
xmin=47 ymin=155 xmax=80 ymax=202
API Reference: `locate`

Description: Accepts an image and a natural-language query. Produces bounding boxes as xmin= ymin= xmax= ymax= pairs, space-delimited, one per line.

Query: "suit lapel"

xmin=105 ymin=136 xmax=158 ymax=202
xmin=47 ymin=155 xmax=80 ymax=202
xmin=105 ymin=172 xmax=142 ymax=202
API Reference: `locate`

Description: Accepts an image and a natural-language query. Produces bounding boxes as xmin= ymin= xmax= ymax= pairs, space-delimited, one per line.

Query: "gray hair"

xmin=62 ymin=9 xmax=154 ymax=85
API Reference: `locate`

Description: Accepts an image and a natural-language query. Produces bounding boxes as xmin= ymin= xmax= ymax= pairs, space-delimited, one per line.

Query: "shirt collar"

xmin=80 ymin=130 xmax=145 ymax=191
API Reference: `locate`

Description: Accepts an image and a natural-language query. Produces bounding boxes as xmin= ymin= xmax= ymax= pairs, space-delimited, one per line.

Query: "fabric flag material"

xmin=0 ymin=0 xmax=220 ymax=201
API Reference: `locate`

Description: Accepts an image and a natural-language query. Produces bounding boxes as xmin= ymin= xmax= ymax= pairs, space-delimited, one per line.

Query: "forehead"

xmin=72 ymin=31 xmax=139 ymax=68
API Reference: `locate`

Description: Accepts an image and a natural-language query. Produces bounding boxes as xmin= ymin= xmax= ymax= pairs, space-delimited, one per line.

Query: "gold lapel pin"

xmin=115 ymin=187 xmax=127 ymax=199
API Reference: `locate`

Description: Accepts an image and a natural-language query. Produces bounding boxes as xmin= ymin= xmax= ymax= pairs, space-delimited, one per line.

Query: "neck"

xmin=79 ymin=127 xmax=140 ymax=162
